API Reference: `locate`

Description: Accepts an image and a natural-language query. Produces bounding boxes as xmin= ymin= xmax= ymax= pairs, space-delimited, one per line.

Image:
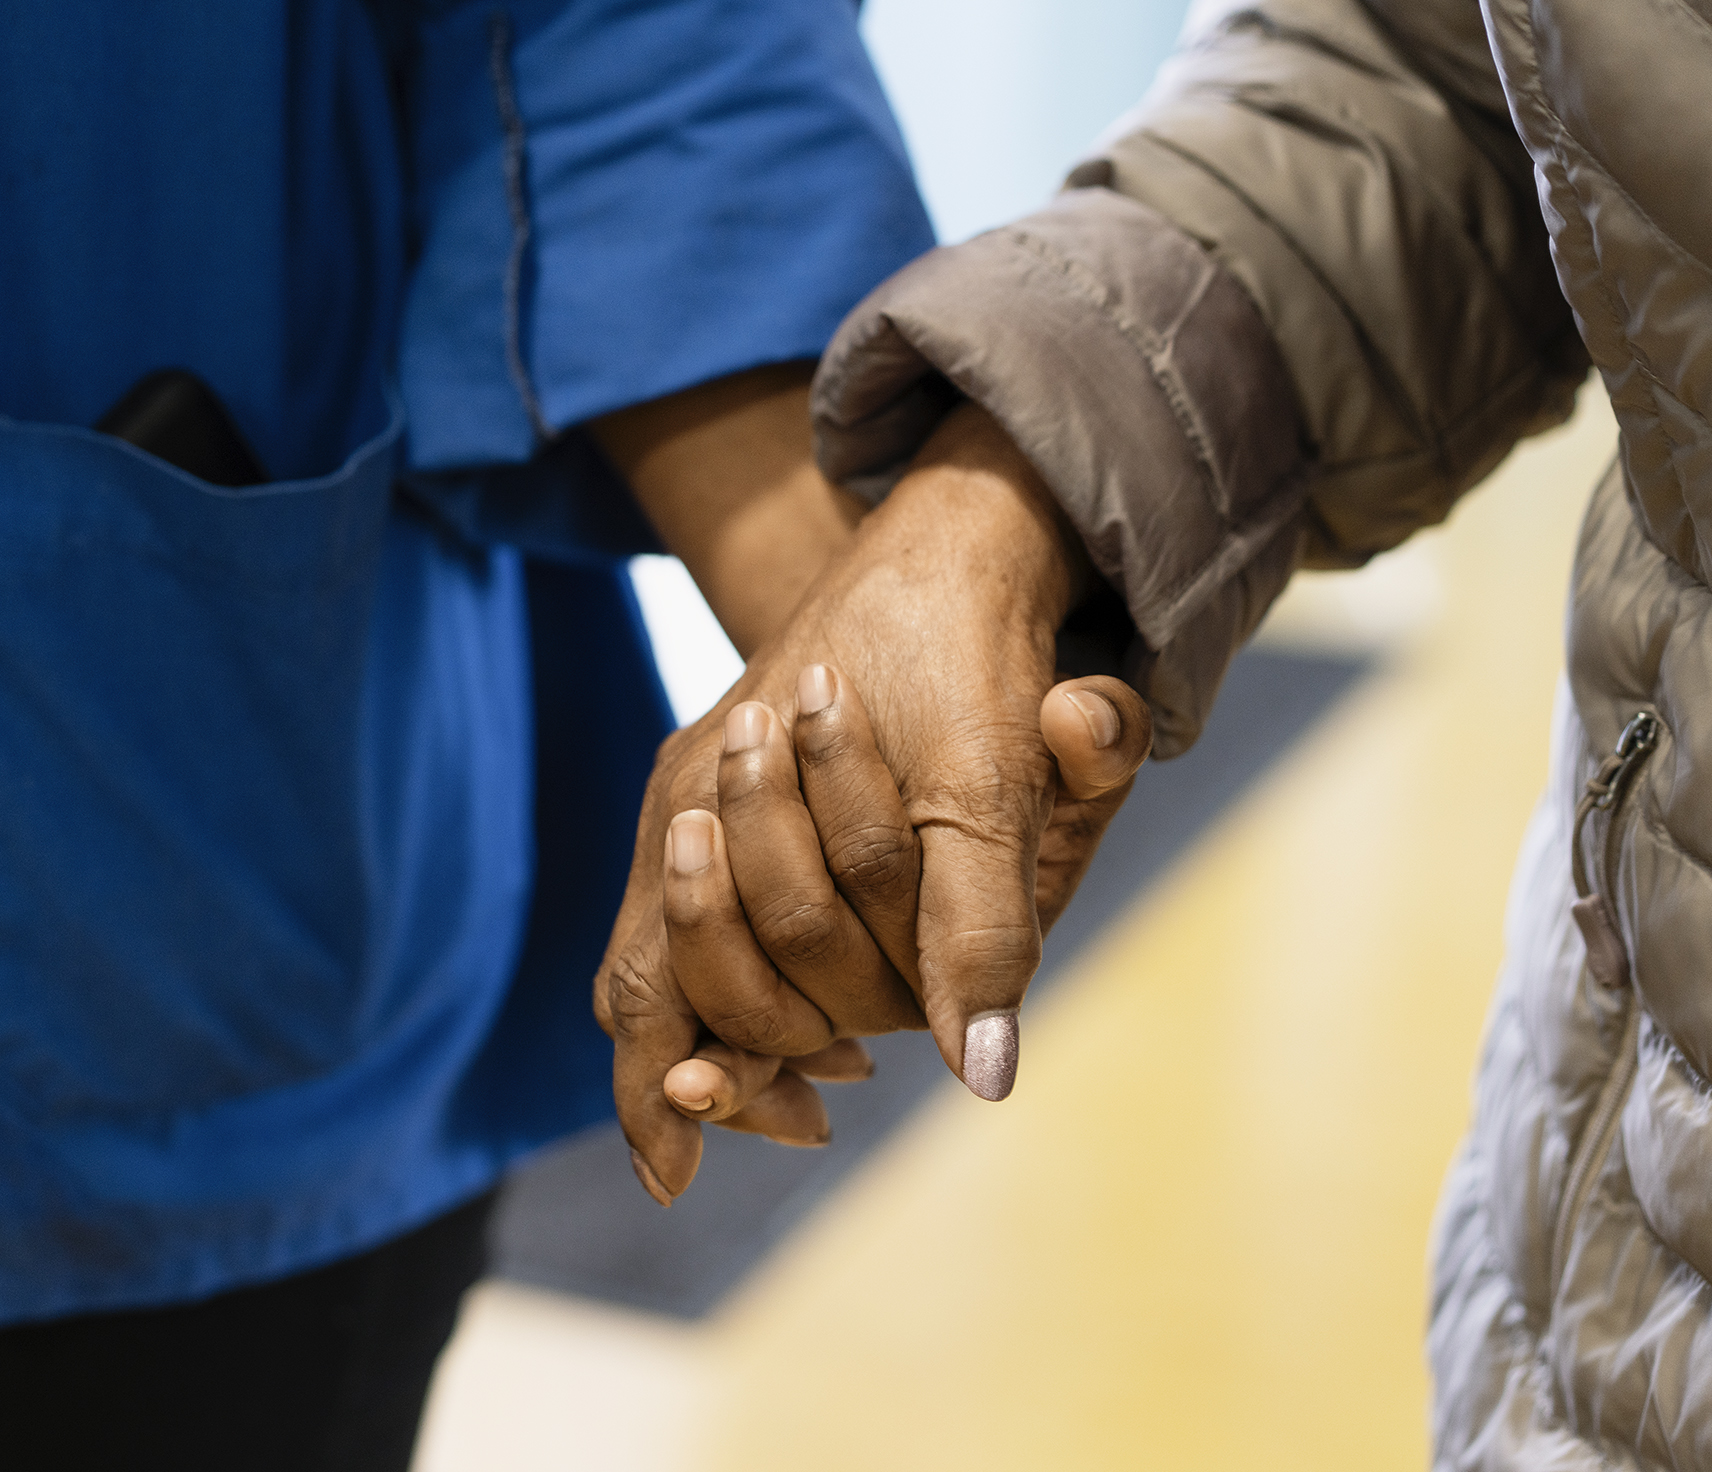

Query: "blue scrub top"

xmin=0 ymin=0 xmax=933 ymax=1322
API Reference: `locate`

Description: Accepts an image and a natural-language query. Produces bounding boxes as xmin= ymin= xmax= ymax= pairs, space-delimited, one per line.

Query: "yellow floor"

xmin=415 ymin=386 xmax=1618 ymax=1472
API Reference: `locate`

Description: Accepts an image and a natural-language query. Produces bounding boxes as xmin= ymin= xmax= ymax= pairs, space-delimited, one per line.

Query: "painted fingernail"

xmin=1065 ymin=690 xmax=1120 ymax=750
xmin=723 ymin=702 xmax=767 ymax=753
xmin=963 ymin=1009 xmax=1020 ymax=1101
xmin=667 ymin=811 xmax=714 ymax=875
xmin=629 ymin=1149 xmax=673 ymax=1208
xmin=797 ymin=663 xmax=835 ymax=715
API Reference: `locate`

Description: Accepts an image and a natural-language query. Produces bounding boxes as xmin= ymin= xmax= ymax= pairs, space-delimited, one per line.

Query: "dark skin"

xmin=590 ymin=364 xmax=1152 ymax=1202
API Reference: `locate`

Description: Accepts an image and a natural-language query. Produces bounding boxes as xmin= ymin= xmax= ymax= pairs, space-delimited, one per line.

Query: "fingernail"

xmin=630 ymin=1149 xmax=674 ymax=1207
xmin=963 ymin=1009 xmax=1020 ymax=1101
xmin=774 ymin=1130 xmax=833 ymax=1148
xmin=723 ymin=702 xmax=768 ymax=753
xmin=1065 ymin=690 xmax=1120 ymax=750
xmin=797 ymin=664 xmax=835 ymax=715
xmin=667 ymin=811 xmax=714 ymax=875
xmin=667 ymin=1087 xmax=714 ymax=1112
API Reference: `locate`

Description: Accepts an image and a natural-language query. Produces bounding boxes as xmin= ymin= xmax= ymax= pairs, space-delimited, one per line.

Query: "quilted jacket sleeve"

xmin=811 ymin=0 xmax=1589 ymax=756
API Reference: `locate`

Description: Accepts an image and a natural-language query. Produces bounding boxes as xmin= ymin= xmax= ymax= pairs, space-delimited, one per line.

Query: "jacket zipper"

xmin=1549 ymin=709 xmax=1660 ymax=1296
xmin=1570 ymin=710 xmax=1659 ymax=905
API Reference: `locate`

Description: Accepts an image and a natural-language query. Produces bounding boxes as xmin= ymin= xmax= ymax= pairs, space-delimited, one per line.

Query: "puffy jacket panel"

xmin=1488 ymin=0 xmax=1712 ymax=584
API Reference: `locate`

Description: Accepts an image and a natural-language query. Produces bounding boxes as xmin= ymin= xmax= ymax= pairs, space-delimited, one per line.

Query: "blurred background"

xmin=411 ymin=3 xmax=1618 ymax=1467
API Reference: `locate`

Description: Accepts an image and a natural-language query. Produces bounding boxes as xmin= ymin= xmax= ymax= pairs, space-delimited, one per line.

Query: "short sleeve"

xmin=398 ymin=0 xmax=935 ymax=472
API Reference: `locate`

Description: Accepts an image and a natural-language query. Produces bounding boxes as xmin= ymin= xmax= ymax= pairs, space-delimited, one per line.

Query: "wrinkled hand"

xmin=593 ymin=405 xmax=1152 ymax=1204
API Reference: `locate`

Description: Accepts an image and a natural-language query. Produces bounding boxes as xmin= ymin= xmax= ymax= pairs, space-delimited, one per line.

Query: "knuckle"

xmin=703 ymin=994 xmax=800 ymax=1054
xmin=909 ymin=742 xmax=1053 ymax=838
xmin=749 ymin=892 xmax=844 ymax=971
xmin=603 ymin=949 xmax=675 ymax=1039
xmin=665 ymin=762 xmax=716 ymax=818
xmin=646 ymin=727 xmax=700 ymax=796
xmin=922 ymin=922 xmax=1041 ymax=987
xmin=826 ymin=822 xmax=917 ymax=896
xmin=794 ymin=716 xmax=854 ymax=768
xmin=717 ymin=755 xmax=794 ymax=812
xmin=1051 ymin=803 xmax=1108 ymax=850
xmin=663 ymin=883 xmax=729 ymax=933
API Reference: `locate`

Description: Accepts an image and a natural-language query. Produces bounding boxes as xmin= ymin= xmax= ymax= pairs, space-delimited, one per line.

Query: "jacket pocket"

xmin=1550 ymin=709 xmax=1662 ymax=1293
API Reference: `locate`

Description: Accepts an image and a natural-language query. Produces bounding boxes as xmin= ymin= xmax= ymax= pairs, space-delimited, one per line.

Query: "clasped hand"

xmin=592 ymin=402 xmax=1151 ymax=1205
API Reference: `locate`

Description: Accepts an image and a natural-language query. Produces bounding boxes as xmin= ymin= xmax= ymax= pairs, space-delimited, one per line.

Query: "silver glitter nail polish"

xmin=962 ymin=1009 xmax=1019 ymax=1101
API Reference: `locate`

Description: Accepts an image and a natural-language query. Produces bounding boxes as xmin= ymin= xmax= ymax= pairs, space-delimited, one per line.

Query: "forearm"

xmin=589 ymin=362 xmax=868 ymax=659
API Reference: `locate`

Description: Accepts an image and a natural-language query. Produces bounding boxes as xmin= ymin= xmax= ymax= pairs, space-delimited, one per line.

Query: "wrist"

xmin=590 ymin=363 xmax=859 ymax=657
xmin=884 ymin=402 xmax=1093 ymax=632
xmin=697 ymin=465 xmax=860 ymax=654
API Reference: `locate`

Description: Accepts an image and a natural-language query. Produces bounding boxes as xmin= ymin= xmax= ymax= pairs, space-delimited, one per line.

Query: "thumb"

xmin=912 ymin=727 xmax=1056 ymax=1103
xmin=1039 ymin=676 xmax=1152 ymax=799
xmin=1034 ymin=675 xmax=1153 ymax=936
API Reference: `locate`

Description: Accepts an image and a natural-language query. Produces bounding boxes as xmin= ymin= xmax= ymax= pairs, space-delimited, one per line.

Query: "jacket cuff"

xmin=812 ymin=188 xmax=1310 ymax=754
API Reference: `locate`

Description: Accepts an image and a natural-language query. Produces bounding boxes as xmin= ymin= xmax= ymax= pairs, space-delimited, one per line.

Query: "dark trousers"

xmin=0 ymin=1189 xmax=496 ymax=1472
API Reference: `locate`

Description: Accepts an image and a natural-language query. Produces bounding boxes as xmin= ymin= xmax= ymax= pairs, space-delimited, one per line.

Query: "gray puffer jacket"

xmin=812 ymin=0 xmax=1712 ymax=1465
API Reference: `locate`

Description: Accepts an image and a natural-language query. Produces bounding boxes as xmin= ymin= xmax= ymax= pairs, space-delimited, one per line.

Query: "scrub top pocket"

xmin=0 ymin=403 xmax=532 ymax=1127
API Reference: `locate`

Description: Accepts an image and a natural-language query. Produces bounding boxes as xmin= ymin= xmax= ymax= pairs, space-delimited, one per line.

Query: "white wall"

xmin=861 ymin=0 xmax=1189 ymax=243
